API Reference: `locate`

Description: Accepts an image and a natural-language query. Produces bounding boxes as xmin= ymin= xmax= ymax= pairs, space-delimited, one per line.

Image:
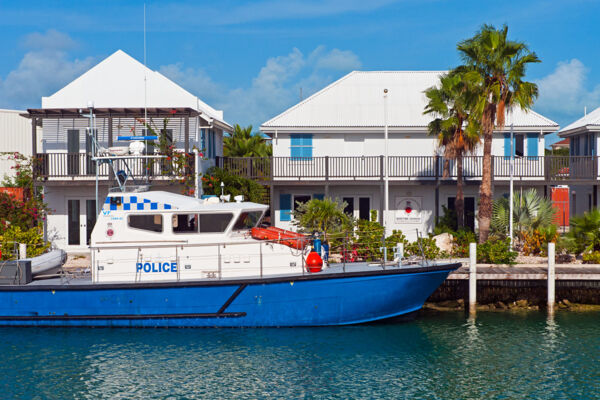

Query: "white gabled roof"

xmin=42 ymin=50 xmax=231 ymax=130
xmin=559 ymin=106 xmax=600 ymax=136
xmin=261 ymin=71 xmax=558 ymax=132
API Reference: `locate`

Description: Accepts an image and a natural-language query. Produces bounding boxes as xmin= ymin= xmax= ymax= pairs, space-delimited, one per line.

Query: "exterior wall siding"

xmin=0 ymin=110 xmax=40 ymax=178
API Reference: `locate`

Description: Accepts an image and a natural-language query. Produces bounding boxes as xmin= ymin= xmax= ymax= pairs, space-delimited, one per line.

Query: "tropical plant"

xmin=522 ymin=227 xmax=558 ymax=256
xmin=491 ymin=189 xmax=556 ymax=241
xmin=452 ymin=228 xmax=477 ymax=257
xmin=457 ymin=24 xmax=540 ymax=242
xmin=224 ymin=124 xmax=272 ymax=157
xmin=434 ymin=205 xmax=458 ymax=234
xmin=405 ymin=237 xmax=445 ymax=259
xmin=564 ymin=209 xmax=600 ymax=254
xmin=0 ymin=226 xmax=50 ymax=261
xmin=477 ymin=238 xmax=517 ymax=264
xmin=201 ymin=167 xmax=267 ymax=204
xmin=425 ymin=71 xmax=480 ymax=229
xmin=292 ymin=198 xmax=353 ymax=241
xmin=582 ymin=251 xmax=600 ymax=264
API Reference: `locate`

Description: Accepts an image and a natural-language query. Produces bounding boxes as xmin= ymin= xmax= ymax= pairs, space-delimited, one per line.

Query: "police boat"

xmin=0 ymin=187 xmax=459 ymax=327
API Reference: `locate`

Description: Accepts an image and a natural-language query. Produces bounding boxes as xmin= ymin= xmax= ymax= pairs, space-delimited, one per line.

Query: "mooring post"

xmin=547 ymin=242 xmax=556 ymax=314
xmin=396 ymin=242 xmax=404 ymax=265
xmin=19 ymin=243 xmax=26 ymax=259
xmin=469 ymin=243 xmax=477 ymax=314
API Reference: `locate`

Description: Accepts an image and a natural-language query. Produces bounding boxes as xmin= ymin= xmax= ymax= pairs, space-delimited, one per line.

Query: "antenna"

xmin=143 ymin=3 xmax=148 ymax=182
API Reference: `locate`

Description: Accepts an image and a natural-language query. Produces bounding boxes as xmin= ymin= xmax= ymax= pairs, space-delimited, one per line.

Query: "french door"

xmin=67 ymin=199 xmax=97 ymax=247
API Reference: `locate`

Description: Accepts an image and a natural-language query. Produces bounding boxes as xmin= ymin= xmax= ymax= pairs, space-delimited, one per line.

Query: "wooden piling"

xmin=19 ymin=243 xmax=26 ymax=259
xmin=548 ymin=242 xmax=556 ymax=314
xmin=469 ymin=243 xmax=477 ymax=314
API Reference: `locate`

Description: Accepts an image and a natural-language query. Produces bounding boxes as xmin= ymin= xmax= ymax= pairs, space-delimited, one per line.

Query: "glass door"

xmin=67 ymin=199 xmax=80 ymax=245
xmin=85 ymin=200 xmax=97 ymax=245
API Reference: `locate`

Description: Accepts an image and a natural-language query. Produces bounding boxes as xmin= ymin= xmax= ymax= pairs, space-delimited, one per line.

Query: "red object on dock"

xmin=551 ymin=186 xmax=569 ymax=226
xmin=251 ymin=226 xmax=309 ymax=249
xmin=305 ymin=251 xmax=323 ymax=273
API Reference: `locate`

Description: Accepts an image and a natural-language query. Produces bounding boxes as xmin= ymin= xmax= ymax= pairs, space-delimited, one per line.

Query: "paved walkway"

xmin=449 ymin=264 xmax=600 ymax=280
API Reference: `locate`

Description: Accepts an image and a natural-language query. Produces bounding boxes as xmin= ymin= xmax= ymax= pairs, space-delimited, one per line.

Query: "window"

xmin=293 ymin=195 xmax=311 ymax=211
xmin=233 ymin=211 xmax=263 ymax=230
xmin=198 ymin=213 xmax=233 ymax=233
xmin=128 ymin=214 xmax=163 ymax=232
xmin=343 ymin=197 xmax=354 ymax=216
xmin=359 ymin=197 xmax=370 ymax=220
xmin=172 ymin=214 xmax=197 ymax=233
xmin=290 ymin=134 xmax=313 ymax=160
xmin=515 ymin=134 xmax=524 ymax=157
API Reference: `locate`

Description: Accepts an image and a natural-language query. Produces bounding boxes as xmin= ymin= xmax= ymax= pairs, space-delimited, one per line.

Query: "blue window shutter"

xmin=291 ymin=146 xmax=302 ymax=159
xmin=280 ymin=194 xmax=292 ymax=222
xmin=290 ymin=134 xmax=302 ymax=146
xmin=527 ymin=133 xmax=538 ymax=157
xmin=200 ymin=129 xmax=206 ymax=153
xmin=303 ymin=134 xmax=313 ymax=146
xmin=504 ymin=133 xmax=511 ymax=158
xmin=211 ymin=131 xmax=216 ymax=157
xmin=313 ymin=193 xmax=324 ymax=200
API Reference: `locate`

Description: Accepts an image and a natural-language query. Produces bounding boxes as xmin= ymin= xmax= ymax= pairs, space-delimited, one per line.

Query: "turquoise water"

xmin=1 ymin=312 xmax=598 ymax=399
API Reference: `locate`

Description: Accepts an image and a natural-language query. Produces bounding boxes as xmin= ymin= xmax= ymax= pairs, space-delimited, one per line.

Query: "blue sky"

xmin=1 ymin=0 xmax=599 ymax=144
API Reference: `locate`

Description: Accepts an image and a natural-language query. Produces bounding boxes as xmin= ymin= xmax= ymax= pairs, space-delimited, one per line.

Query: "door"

xmin=359 ymin=197 xmax=371 ymax=220
xmin=67 ymin=199 xmax=97 ymax=247
xmin=448 ymin=196 xmax=475 ymax=231
xmin=67 ymin=129 xmax=80 ymax=175
xmin=85 ymin=131 xmax=96 ymax=175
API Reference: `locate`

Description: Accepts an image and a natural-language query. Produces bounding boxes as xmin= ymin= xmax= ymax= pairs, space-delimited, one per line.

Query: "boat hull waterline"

xmin=0 ymin=264 xmax=458 ymax=327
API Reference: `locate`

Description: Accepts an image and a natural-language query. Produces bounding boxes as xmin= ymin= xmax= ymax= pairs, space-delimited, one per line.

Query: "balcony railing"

xmin=34 ymin=153 xmax=194 ymax=180
xmin=217 ymin=155 xmax=599 ymax=182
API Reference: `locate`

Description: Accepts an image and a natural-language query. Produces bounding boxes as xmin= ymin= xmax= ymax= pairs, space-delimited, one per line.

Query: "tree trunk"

xmin=478 ymin=105 xmax=495 ymax=243
xmin=456 ymin=153 xmax=465 ymax=230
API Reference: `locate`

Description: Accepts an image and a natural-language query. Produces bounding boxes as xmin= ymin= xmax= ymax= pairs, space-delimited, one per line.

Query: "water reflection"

xmin=0 ymin=312 xmax=598 ymax=399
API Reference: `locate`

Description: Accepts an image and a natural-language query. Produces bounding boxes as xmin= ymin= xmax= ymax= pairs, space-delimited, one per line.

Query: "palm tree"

xmin=491 ymin=188 xmax=556 ymax=239
xmin=223 ymin=124 xmax=272 ymax=157
xmin=457 ymin=24 xmax=540 ymax=242
xmin=424 ymin=71 xmax=480 ymax=229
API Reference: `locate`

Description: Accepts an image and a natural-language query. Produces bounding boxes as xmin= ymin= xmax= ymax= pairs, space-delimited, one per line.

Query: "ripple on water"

xmin=0 ymin=311 xmax=599 ymax=399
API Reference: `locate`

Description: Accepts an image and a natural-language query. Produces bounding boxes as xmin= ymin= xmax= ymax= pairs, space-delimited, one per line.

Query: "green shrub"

xmin=406 ymin=237 xmax=443 ymax=259
xmin=202 ymin=167 xmax=266 ymax=203
xmin=0 ymin=226 xmax=49 ymax=261
xmin=582 ymin=251 xmax=600 ymax=264
xmin=477 ymin=238 xmax=517 ymax=264
xmin=434 ymin=205 xmax=457 ymax=234
xmin=564 ymin=209 xmax=600 ymax=254
xmin=452 ymin=229 xmax=477 ymax=257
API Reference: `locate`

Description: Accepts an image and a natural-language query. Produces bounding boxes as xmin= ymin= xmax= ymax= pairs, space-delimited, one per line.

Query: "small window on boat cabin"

xmin=172 ymin=214 xmax=197 ymax=233
xmin=233 ymin=211 xmax=263 ymax=231
xmin=128 ymin=214 xmax=163 ymax=233
xmin=198 ymin=213 xmax=233 ymax=233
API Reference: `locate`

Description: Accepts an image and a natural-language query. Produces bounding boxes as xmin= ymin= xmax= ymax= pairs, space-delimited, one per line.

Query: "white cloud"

xmin=535 ymin=59 xmax=600 ymax=123
xmin=160 ymin=46 xmax=361 ymax=129
xmin=0 ymin=30 xmax=95 ymax=109
xmin=21 ymin=29 xmax=77 ymax=51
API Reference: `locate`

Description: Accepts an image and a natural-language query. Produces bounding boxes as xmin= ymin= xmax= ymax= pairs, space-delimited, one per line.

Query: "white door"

xmin=67 ymin=198 xmax=97 ymax=249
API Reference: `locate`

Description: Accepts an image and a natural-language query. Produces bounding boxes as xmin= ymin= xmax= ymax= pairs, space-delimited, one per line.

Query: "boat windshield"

xmin=233 ymin=211 xmax=263 ymax=231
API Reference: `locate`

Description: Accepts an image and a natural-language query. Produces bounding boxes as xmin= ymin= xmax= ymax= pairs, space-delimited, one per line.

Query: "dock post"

xmin=469 ymin=243 xmax=477 ymax=314
xmin=19 ymin=243 xmax=26 ymax=259
xmin=396 ymin=243 xmax=404 ymax=265
xmin=547 ymin=242 xmax=556 ymax=314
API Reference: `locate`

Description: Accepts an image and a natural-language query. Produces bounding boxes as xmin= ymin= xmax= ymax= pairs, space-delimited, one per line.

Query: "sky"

xmin=1 ymin=0 xmax=600 ymax=145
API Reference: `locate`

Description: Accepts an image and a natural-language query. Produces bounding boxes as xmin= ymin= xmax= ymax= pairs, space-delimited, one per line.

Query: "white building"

xmin=224 ymin=71 xmax=560 ymax=239
xmin=0 ymin=109 xmax=41 ymax=180
xmin=28 ymin=50 xmax=232 ymax=252
xmin=557 ymin=107 xmax=600 ymax=216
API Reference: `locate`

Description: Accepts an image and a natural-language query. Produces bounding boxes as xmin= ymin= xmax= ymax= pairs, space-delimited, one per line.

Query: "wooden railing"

xmin=216 ymin=155 xmax=600 ymax=182
xmin=35 ymin=153 xmax=194 ymax=179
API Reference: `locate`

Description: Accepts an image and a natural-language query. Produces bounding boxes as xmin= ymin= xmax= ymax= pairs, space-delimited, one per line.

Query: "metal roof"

xmin=26 ymin=107 xmax=200 ymax=118
xmin=559 ymin=106 xmax=600 ymax=136
xmin=40 ymin=50 xmax=232 ymax=131
xmin=261 ymin=71 xmax=558 ymax=131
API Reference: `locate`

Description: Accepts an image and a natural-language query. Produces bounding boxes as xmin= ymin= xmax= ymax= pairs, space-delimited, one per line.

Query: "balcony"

xmin=34 ymin=153 xmax=194 ymax=182
xmin=216 ymin=155 xmax=599 ymax=184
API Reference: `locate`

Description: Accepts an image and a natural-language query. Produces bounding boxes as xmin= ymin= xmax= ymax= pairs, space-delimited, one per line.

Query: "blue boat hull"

xmin=0 ymin=264 xmax=459 ymax=327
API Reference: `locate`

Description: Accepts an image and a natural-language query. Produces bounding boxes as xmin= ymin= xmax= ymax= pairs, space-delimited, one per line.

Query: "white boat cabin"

xmin=90 ymin=191 xmax=307 ymax=283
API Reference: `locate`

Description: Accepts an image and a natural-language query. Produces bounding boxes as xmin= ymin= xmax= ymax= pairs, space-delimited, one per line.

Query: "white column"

xmin=383 ymin=88 xmax=389 ymax=234
xmin=547 ymin=242 xmax=556 ymax=314
xmin=469 ymin=242 xmax=477 ymax=314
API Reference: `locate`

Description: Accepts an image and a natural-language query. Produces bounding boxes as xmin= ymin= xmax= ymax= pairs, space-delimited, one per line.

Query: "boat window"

xmin=233 ymin=211 xmax=263 ymax=230
xmin=172 ymin=214 xmax=198 ymax=233
xmin=128 ymin=214 xmax=163 ymax=232
xmin=198 ymin=213 xmax=233 ymax=233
